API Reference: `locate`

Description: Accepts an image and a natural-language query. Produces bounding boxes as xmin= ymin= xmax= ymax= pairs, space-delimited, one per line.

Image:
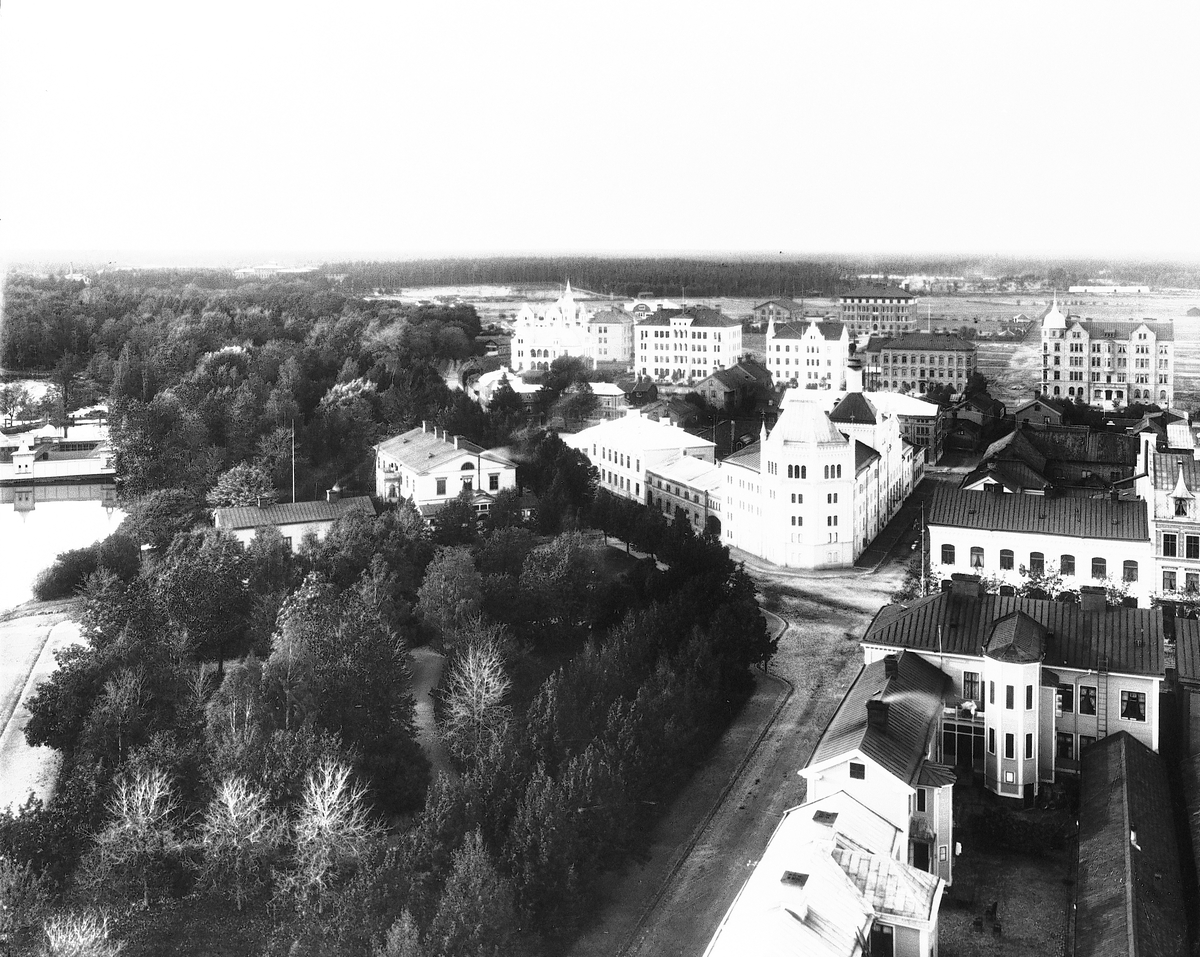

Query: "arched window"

xmin=800 ymin=466 xmax=806 ymax=479
xmin=824 ymin=465 xmax=830 ymax=479
xmin=1092 ymin=557 xmax=1107 ymax=580
xmin=460 ymin=462 xmax=475 ymax=470
xmin=1029 ymin=552 xmax=1045 ymax=576
xmin=970 ymin=546 xmax=984 ymax=569
xmin=941 ymin=544 xmax=955 ymax=565
xmin=999 ymin=549 xmax=1014 ymax=570
xmin=1060 ymin=554 xmax=1075 ymax=576
xmin=1123 ymin=561 xmax=1138 ymax=582
xmin=837 ymin=465 xmax=842 ymax=478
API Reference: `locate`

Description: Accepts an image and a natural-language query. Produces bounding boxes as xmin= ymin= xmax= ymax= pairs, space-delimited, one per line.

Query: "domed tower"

xmin=981 ymin=611 xmax=1045 ymax=800
xmin=1041 ymin=296 xmax=1068 ymax=398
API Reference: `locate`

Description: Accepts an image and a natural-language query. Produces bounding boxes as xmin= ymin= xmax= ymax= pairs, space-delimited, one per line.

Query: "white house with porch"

xmin=374 ymin=423 xmax=518 ymax=518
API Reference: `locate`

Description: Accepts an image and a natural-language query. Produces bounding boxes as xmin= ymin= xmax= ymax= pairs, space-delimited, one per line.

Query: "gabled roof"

xmin=960 ymin=458 xmax=1051 ymax=493
xmin=952 ymin=391 xmax=1005 ymax=417
xmin=724 ymin=440 xmax=761 ymax=472
xmin=831 ymin=846 xmax=942 ymax=922
xmin=755 ymin=297 xmax=805 ymax=312
xmin=1071 ymin=318 xmax=1174 ymax=343
xmin=1075 ymin=732 xmax=1187 ymax=957
xmin=882 ymin=333 xmax=975 ymax=352
xmin=807 ymin=651 xmax=952 ymax=786
xmin=772 ymin=319 xmax=847 ymax=342
xmin=1022 ymin=424 xmax=1138 ymax=466
xmin=771 ymin=399 xmax=849 ymax=446
xmin=214 ymin=496 xmax=375 ymax=531
xmin=1174 ymin=618 xmax=1200 ymax=684
xmin=829 ymin=393 xmax=878 ymax=425
xmin=863 ymin=593 xmax=1165 ymax=677
xmin=927 ymin=486 xmax=1148 ymax=541
xmin=617 ymin=376 xmax=656 ymax=396
xmin=839 ymin=285 xmax=915 ymax=300
xmin=376 ymin=427 xmax=507 ymax=475
xmin=1012 ymin=397 xmax=1061 ymax=418
xmin=858 ymin=336 xmax=891 ymax=355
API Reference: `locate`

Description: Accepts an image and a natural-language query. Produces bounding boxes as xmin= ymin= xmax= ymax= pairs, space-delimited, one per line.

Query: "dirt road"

xmin=0 ymin=611 xmax=82 ymax=811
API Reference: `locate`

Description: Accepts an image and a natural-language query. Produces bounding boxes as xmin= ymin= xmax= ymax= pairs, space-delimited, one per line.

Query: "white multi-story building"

xmin=837 ymin=286 xmax=917 ymax=337
xmin=587 ymin=308 xmax=635 ymax=367
xmin=862 ymin=576 xmax=1169 ymax=798
xmin=562 ymin=408 xmax=715 ymax=503
xmin=1040 ymin=298 xmax=1175 ymax=407
xmin=634 ymin=306 xmax=743 ymax=383
xmin=926 ymin=485 xmax=1154 ymax=605
xmin=720 ymin=392 xmax=913 ymax=568
xmin=511 ymin=282 xmax=591 ymax=373
xmin=763 ymin=316 xmax=849 ymax=391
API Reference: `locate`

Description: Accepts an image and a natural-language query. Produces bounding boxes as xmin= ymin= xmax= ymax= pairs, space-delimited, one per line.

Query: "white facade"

xmin=634 ymin=306 xmax=743 ymax=382
xmin=468 ymin=366 xmax=542 ymax=408
xmin=562 ymin=409 xmax=715 ymax=503
xmin=764 ymin=316 xmax=849 ymax=391
xmin=587 ymin=308 xmax=635 ymax=367
xmin=512 ymin=282 xmax=592 ymax=372
xmin=929 ymin=521 xmax=1154 ymax=605
xmin=721 ymin=393 xmax=913 ymax=568
xmin=374 ymin=424 xmax=518 ymax=513
xmin=1135 ymin=439 xmax=1200 ymax=599
xmin=1041 ymin=299 xmax=1174 ymax=407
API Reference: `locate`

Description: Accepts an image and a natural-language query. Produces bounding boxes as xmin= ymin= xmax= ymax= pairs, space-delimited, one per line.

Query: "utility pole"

xmin=920 ymin=501 xmax=927 ymax=596
xmin=291 ymin=418 xmax=296 ymax=503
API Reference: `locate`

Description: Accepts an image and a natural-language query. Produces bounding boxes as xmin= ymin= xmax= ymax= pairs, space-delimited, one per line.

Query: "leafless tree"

xmin=83 ymin=768 xmax=179 ymax=909
xmin=284 ymin=759 xmax=380 ymax=914
xmin=41 ymin=910 xmax=124 ymax=957
xmin=198 ymin=777 xmax=283 ymax=911
xmin=442 ymin=623 xmax=512 ymax=768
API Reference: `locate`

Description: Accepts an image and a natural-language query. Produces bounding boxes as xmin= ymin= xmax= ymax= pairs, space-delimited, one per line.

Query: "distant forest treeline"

xmin=326 ymin=257 xmax=848 ymax=298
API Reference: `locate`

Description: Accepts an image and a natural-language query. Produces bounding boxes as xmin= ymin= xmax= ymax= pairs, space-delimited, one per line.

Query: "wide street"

xmin=566 ymin=550 xmax=908 ymax=957
xmin=0 ymin=608 xmax=83 ymax=812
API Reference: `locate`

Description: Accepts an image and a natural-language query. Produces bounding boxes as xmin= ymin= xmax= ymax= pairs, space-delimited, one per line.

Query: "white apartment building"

xmin=562 ymin=409 xmax=715 ymax=503
xmin=927 ymin=486 xmax=1154 ymax=605
xmin=1041 ymin=299 xmax=1174 ymax=407
xmin=720 ymin=392 xmax=913 ymax=568
xmin=763 ymin=316 xmax=849 ymax=391
xmin=837 ymin=286 xmax=917 ymax=338
xmin=634 ymin=306 xmax=743 ymax=382
xmin=511 ymin=282 xmax=591 ymax=373
xmin=587 ymin=308 xmax=635 ymax=367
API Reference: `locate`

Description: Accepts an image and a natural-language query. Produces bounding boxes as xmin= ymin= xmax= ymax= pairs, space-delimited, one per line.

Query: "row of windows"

xmin=1161 ymin=533 xmax=1199 ymax=557
xmin=988 ymin=729 xmax=1034 ymax=760
xmin=941 ymin=545 xmax=1137 ymax=582
xmin=433 ymin=474 xmax=501 ymax=495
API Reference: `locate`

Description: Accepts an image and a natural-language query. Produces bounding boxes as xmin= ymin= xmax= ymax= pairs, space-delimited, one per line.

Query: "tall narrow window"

xmin=1123 ymin=561 xmax=1138 ymax=583
xmin=1000 ymin=549 xmax=1014 ymax=570
xmin=1004 ymin=734 xmax=1014 ymax=759
xmin=1025 ymin=733 xmax=1034 ymax=759
xmin=1029 ymin=552 xmax=1045 ymax=576
xmin=970 ymin=546 xmax=984 ymax=569
xmin=1092 ymin=558 xmax=1107 ymax=580
xmin=1026 ymin=685 xmax=1033 ymax=710
xmin=941 ymin=545 xmax=955 ymax=565
xmin=1006 ymin=685 xmax=1014 ymax=710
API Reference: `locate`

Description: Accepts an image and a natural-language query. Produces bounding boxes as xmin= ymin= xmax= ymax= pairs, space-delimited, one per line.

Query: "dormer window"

xmin=1177 ymin=498 xmax=1189 ymax=517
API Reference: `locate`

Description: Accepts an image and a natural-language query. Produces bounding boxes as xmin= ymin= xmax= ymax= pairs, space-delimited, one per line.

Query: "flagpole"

xmin=291 ymin=418 xmax=296 ymax=503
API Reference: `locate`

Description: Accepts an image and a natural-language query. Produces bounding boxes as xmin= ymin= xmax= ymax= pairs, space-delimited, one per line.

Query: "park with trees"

xmin=0 ymin=270 xmax=776 ymax=956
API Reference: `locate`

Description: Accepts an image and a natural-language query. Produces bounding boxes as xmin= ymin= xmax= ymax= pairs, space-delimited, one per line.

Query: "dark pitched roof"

xmin=754 ymin=298 xmax=805 ymax=312
xmin=955 ymin=391 xmax=1005 ymax=417
xmin=1151 ymin=452 xmax=1200 ymax=491
xmin=985 ymin=429 xmax=1049 ymax=473
xmin=636 ymin=305 xmax=741 ymax=328
xmin=724 ymin=439 xmax=761 ymax=471
xmin=1071 ymin=318 xmax=1174 ymax=343
xmin=863 ymin=592 xmax=1165 ymax=677
xmin=1175 ymin=618 xmax=1200 ymax=684
xmin=1076 ymin=732 xmax=1187 ymax=957
xmin=829 ymin=393 xmax=878 ymax=425
xmin=703 ymin=361 xmax=773 ymax=392
xmin=927 ymin=486 xmax=1148 ymax=542
xmin=882 ymin=332 xmax=975 ymax=352
xmin=859 ymin=336 xmax=891 ymax=356
xmin=854 ymin=440 xmax=880 ymax=473
xmin=840 ymin=285 xmax=915 ymax=301
xmin=1023 ymin=424 xmax=1139 ymax=466
xmin=769 ymin=319 xmax=845 ymax=341
xmin=214 ymin=496 xmax=375 ymax=531
xmin=617 ymin=376 xmax=656 ymax=396
xmin=807 ymin=651 xmax=951 ymax=786
xmin=961 ymin=458 xmax=1051 ymax=493
xmin=1013 ymin=397 xmax=1061 ymax=418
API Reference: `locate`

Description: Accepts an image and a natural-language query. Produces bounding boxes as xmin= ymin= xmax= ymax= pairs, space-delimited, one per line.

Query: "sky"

xmin=3 ymin=1 xmax=1200 ymax=266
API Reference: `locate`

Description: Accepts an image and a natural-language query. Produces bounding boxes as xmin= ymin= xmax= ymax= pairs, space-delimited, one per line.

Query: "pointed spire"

xmin=1173 ymin=463 xmax=1192 ymax=501
xmin=760 ymin=415 xmax=768 ymax=446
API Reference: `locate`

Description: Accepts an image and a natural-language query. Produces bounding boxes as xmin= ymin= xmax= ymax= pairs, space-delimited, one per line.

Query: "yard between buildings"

xmin=567 ymin=551 xmax=908 ymax=957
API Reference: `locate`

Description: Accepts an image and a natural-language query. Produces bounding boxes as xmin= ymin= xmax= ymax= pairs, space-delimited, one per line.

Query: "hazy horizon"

xmin=4 ymin=3 xmax=1199 ymax=267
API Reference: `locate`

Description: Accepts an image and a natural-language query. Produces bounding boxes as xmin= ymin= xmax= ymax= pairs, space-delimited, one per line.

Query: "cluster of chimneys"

xmin=420 ymin=420 xmax=461 ymax=449
xmin=947 ymin=574 xmax=1112 ymax=615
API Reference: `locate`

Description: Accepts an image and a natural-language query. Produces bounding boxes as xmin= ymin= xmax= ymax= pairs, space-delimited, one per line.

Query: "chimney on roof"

xmin=950 ymin=573 xmax=983 ymax=601
xmin=779 ymin=871 xmax=809 ymax=922
xmin=454 ymin=435 xmax=459 ymax=449
xmin=883 ymin=654 xmax=900 ymax=680
xmin=866 ymin=697 xmax=890 ymax=733
xmin=1079 ymin=585 xmax=1107 ymax=615
xmin=256 ymin=495 xmax=269 ymax=509
xmin=327 ymin=485 xmax=341 ymax=503
xmin=421 ymin=420 xmax=427 ymax=433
